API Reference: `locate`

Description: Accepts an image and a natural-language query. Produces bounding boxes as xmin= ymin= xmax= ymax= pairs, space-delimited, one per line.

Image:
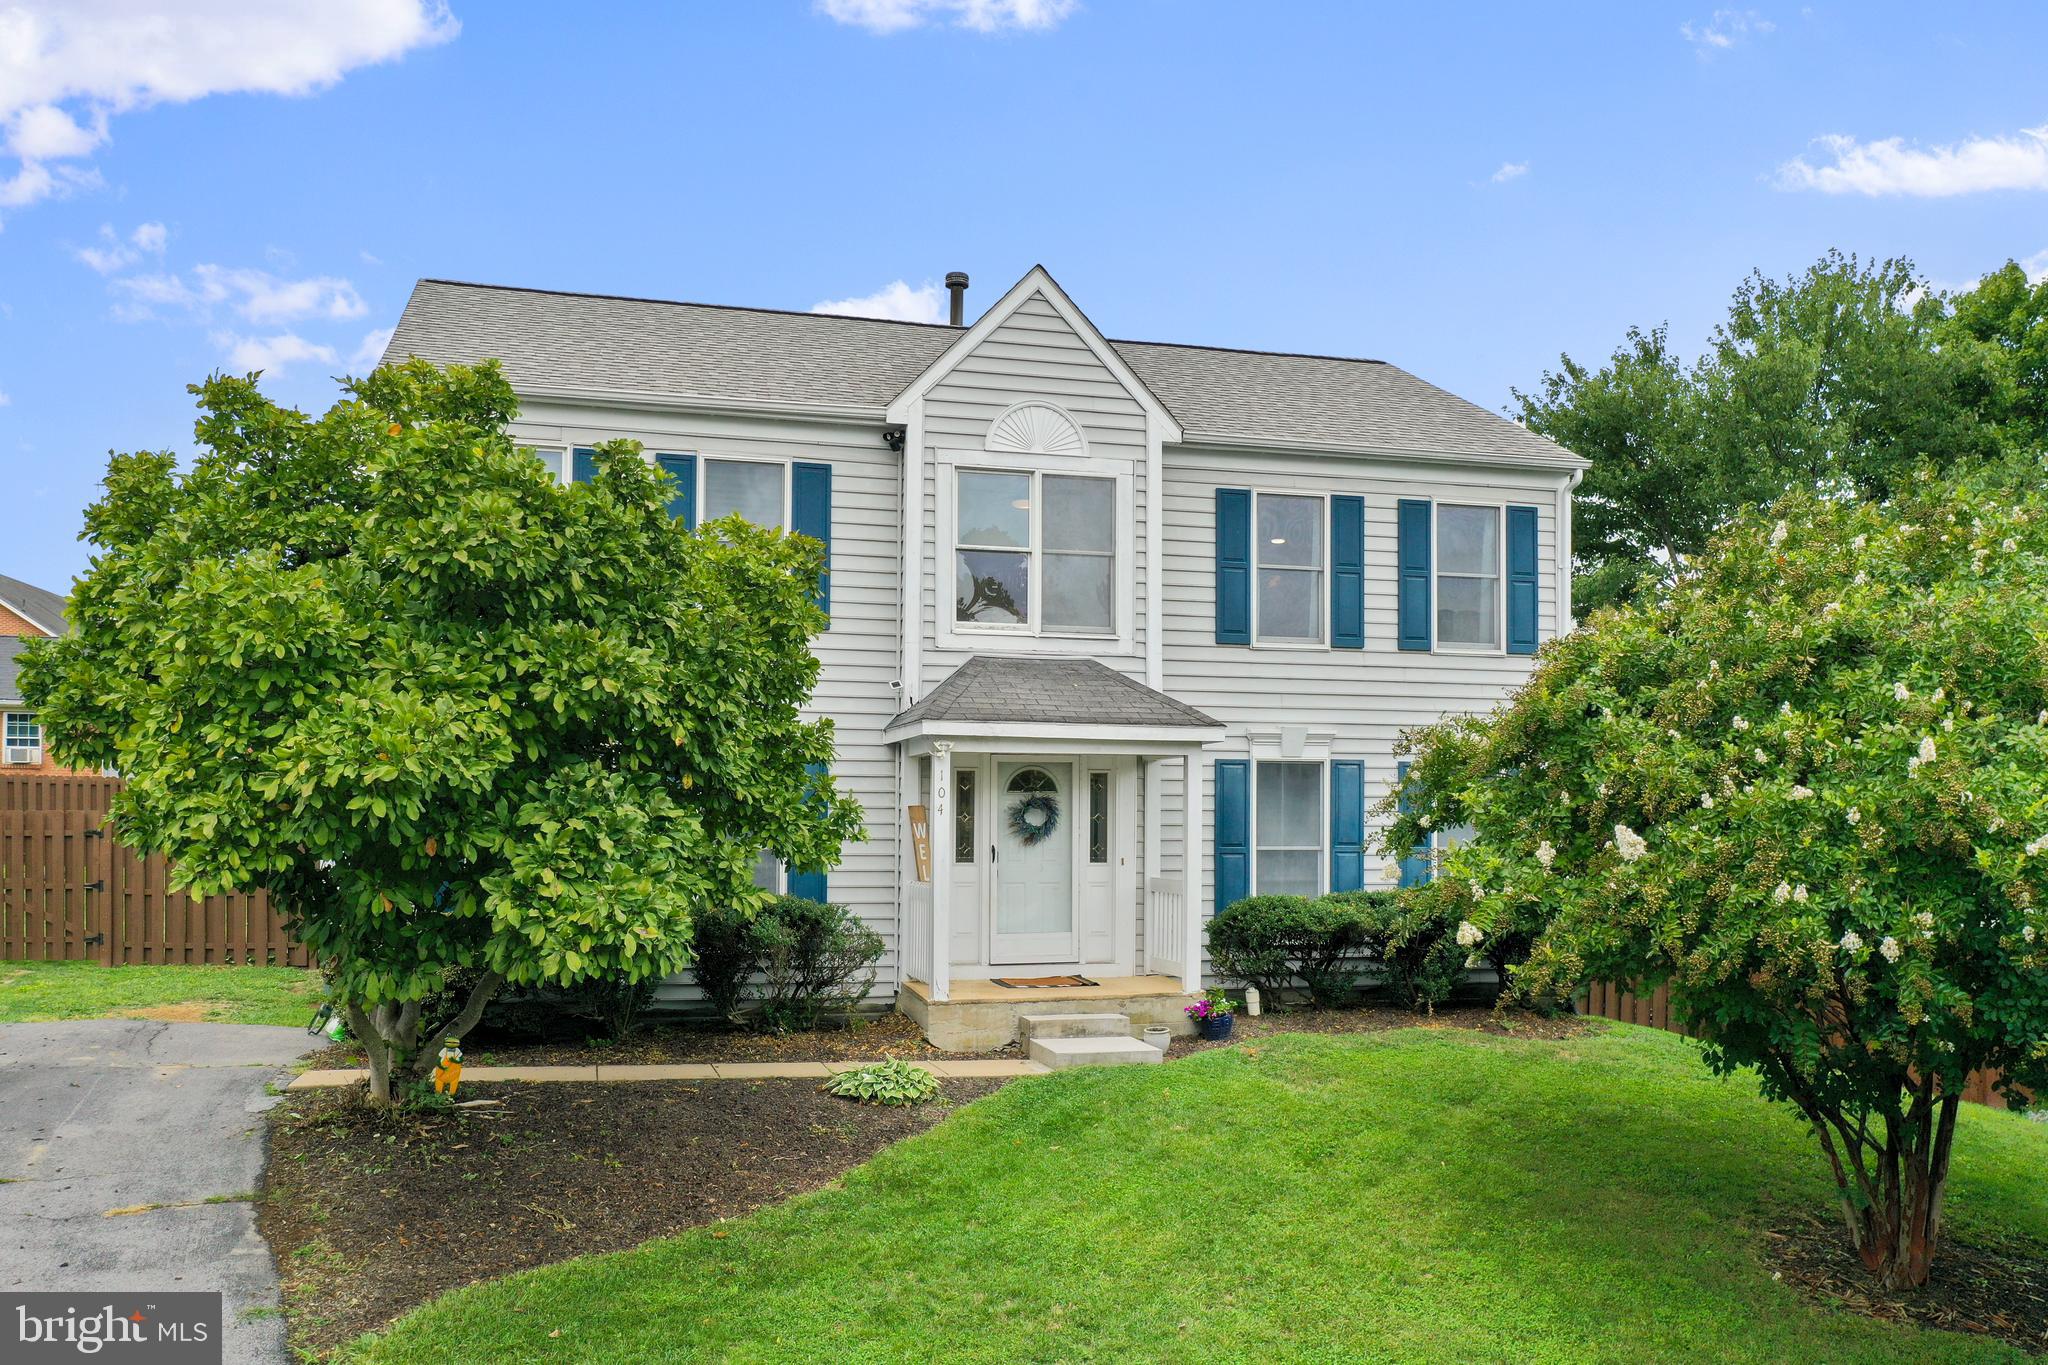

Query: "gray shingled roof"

xmin=0 ymin=637 xmax=29 ymax=705
xmin=385 ymin=279 xmax=1579 ymax=464
xmin=887 ymin=656 xmax=1221 ymax=732
xmin=0 ymin=573 xmax=68 ymax=637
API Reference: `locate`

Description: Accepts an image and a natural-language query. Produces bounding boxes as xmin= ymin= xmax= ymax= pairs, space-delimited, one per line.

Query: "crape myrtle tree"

xmin=1380 ymin=457 xmax=2048 ymax=1289
xmin=22 ymin=360 xmax=864 ymax=1104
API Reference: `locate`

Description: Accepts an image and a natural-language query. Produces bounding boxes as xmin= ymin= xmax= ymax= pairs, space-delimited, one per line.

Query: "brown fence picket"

xmin=1584 ymin=981 xmax=2019 ymax=1112
xmin=0 ymin=774 xmax=307 ymax=968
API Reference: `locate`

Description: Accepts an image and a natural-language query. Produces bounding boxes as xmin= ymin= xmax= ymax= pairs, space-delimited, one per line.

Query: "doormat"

xmin=990 ymin=975 xmax=1100 ymax=989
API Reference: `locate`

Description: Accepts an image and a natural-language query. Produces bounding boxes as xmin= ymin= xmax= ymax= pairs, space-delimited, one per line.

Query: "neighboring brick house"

xmin=0 ymin=573 xmax=80 ymax=775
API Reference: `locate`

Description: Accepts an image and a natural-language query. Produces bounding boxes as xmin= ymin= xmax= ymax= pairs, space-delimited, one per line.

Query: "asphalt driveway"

xmin=0 ymin=1019 xmax=314 ymax=1365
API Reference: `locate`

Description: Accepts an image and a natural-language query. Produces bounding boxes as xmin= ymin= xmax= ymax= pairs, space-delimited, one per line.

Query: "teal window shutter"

xmin=1214 ymin=759 xmax=1250 ymax=912
xmin=1395 ymin=760 xmax=1430 ymax=887
xmin=1397 ymin=499 xmax=1432 ymax=652
xmin=1329 ymin=760 xmax=1365 ymax=891
xmin=1214 ymin=488 xmax=1251 ymax=645
xmin=1331 ymin=495 xmax=1364 ymax=649
xmin=791 ymin=461 xmax=832 ymax=614
xmin=655 ymin=453 xmax=696 ymax=527
xmin=571 ymin=446 xmax=598 ymax=484
xmin=1507 ymin=504 xmax=1539 ymax=655
xmin=785 ymin=760 xmax=830 ymax=902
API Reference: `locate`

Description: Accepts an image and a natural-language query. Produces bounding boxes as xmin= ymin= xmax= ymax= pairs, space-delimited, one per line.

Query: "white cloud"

xmin=72 ymin=219 xmax=166 ymax=274
xmin=1680 ymin=9 xmax=1774 ymax=55
xmin=212 ymin=330 xmax=338 ymax=375
xmin=817 ymin=0 xmax=1076 ymax=34
xmin=0 ymin=388 xmax=11 ymax=407
xmin=811 ymin=279 xmax=947 ymax=323
xmin=1777 ymin=123 xmax=2048 ymax=196
xmin=1490 ymin=161 xmax=1529 ymax=184
xmin=111 ymin=263 xmax=366 ymax=323
xmin=349 ymin=325 xmax=395 ymax=372
xmin=2021 ymin=248 xmax=2048 ymax=285
xmin=0 ymin=1 xmax=458 ymax=216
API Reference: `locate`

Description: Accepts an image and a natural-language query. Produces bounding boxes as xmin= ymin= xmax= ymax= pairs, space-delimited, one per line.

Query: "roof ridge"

xmin=1110 ymin=336 xmax=1386 ymax=366
xmin=417 ymin=278 xmax=963 ymax=332
xmin=417 ymin=278 xmax=1390 ymax=365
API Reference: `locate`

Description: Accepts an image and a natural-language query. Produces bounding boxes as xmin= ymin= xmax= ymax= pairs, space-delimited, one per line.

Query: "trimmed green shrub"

xmin=688 ymin=901 xmax=758 ymax=1026
xmin=824 ymin=1058 xmax=939 ymax=1107
xmin=1207 ymin=894 xmax=1375 ymax=1008
xmin=572 ymin=975 xmax=660 ymax=1040
xmin=1347 ymin=894 xmax=1467 ymax=1012
xmin=754 ymin=895 xmax=885 ymax=1033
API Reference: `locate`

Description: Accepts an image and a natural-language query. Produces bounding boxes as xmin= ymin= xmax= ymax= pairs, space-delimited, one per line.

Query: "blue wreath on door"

xmin=1007 ymin=793 xmax=1060 ymax=846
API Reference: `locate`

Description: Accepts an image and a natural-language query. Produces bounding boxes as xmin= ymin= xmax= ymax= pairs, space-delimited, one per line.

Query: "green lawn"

xmin=351 ymin=1025 xmax=2046 ymax=1364
xmin=0 ymin=960 xmax=324 ymax=1027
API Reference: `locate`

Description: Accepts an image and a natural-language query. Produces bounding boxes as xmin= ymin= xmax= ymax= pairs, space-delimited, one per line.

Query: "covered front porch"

xmin=883 ymin=657 xmax=1223 ymax=1048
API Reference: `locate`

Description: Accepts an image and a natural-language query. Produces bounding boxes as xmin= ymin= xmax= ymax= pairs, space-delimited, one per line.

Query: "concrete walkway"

xmin=288 ymin=1056 xmax=1050 ymax=1088
xmin=0 ymin=1020 xmax=315 ymax=1365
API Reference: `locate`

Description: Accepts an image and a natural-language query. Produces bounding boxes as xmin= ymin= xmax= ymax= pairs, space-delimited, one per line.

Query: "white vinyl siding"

xmin=1152 ymin=445 xmax=1567 ymax=982
xmin=505 ymin=402 xmax=901 ymax=1010
xmin=920 ymin=290 xmax=1149 ymax=690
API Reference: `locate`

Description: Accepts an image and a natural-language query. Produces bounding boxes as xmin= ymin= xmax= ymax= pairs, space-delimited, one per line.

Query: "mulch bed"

xmin=259 ymin=1077 xmax=1000 ymax=1359
xmin=1165 ymin=1002 xmax=1589 ymax=1058
xmin=1763 ymin=1213 xmax=2048 ymax=1356
xmin=306 ymin=1008 xmax=1019 ymax=1071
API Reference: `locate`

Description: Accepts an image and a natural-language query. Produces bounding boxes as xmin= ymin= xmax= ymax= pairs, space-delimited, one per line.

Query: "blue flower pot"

xmin=1197 ymin=1013 xmax=1235 ymax=1041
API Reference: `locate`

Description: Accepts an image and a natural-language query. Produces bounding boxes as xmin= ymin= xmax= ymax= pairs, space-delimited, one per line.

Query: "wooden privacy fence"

xmin=1 ymin=775 xmax=307 ymax=966
xmin=1583 ymin=981 xmax=2022 ymax=1112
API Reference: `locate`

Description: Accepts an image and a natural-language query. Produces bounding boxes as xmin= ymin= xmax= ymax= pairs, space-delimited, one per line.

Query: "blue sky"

xmin=3 ymin=1 xmax=2044 ymax=591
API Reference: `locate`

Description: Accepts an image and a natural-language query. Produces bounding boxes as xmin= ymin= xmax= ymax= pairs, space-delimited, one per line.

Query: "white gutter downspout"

xmin=1558 ymin=467 xmax=1584 ymax=634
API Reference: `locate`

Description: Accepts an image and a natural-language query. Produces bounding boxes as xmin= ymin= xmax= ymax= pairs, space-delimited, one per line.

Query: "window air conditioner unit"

xmin=3 ymin=746 xmax=40 ymax=765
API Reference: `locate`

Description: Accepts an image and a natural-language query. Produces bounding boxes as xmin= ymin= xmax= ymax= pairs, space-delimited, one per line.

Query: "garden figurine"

xmin=431 ymin=1038 xmax=464 ymax=1097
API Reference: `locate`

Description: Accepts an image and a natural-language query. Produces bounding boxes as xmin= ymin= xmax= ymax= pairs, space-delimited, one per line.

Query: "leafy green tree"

xmin=1383 ymin=457 xmax=2048 ymax=1289
xmin=1937 ymin=257 xmax=2048 ymax=451
xmin=22 ymin=360 xmax=863 ymax=1104
xmin=1517 ymin=251 xmax=2014 ymax=616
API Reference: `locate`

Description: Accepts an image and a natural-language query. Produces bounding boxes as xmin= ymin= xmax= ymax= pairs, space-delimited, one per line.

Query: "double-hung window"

xmin=954 ymin=469 xmax=1115 ymax=636
xmin=1254 ymin=493 xmax=1324 ymax=645
xmin=4 ymin=712 xmax=40 ymax=759
xmin=521 ymin=446 xmax=568 ymax=483
xmin=1436 ymin=504 xmax=1502 ymax=649
xmin=702 ymin=458 xmax=787 ymax=529
xmin=1253 ymin=760 xmax=1323 ymax=896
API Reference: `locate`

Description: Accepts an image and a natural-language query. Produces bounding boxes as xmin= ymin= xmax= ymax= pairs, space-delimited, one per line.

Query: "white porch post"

xmin=1182 ymin=752 xmax=1204 ymax=993
xmin=929 ymin=741 xmax=954 ymax=1003
xmin=1141 ymin=757 xmax=1161 ymax=974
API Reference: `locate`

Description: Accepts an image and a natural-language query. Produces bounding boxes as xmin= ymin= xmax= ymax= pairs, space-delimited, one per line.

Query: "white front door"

xmin=991 ymin=760 xmax=1077 ymax=964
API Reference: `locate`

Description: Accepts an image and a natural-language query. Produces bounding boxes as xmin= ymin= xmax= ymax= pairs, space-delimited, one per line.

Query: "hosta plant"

xmin=1382 ymin=456 xmax=2048 ymax=1289
xmin=824 ymin=1059 xmax=940 ymax=1107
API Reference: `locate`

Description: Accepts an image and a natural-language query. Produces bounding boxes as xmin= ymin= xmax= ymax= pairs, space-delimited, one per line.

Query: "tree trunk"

xmin=339 ymin=973 xmax=502 ymax=1107
xmin=1814 ymin=1086 xmax=1960 ymax=1291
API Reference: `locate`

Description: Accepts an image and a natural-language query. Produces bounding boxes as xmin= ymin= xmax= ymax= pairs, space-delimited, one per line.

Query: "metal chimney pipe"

xmin=945 ymin=271 xmax=969 ymax=326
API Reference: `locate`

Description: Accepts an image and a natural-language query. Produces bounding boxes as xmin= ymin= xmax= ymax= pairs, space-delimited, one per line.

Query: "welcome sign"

xmin=3 ymin=1293 xmax=220 ymax=1363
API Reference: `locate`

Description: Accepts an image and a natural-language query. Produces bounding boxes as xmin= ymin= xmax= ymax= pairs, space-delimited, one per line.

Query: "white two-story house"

xmin=386 ymin=265 xmax=1586 ymax=1045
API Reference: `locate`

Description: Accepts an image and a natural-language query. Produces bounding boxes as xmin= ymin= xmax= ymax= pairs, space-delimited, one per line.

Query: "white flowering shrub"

xmin=1381 ymin=457 xmax=2048 ymax=1290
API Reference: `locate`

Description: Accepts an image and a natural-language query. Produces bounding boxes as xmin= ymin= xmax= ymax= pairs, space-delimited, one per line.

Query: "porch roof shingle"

xmin=887 ymin=656 xmax=1221 ymax=733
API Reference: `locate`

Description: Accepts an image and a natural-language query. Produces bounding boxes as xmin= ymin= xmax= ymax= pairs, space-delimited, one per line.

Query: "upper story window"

xmin=4 ymin=712 xmax=41 ymax=758
xmin=521 ymin=446 xmax=567 ymax=483
xmin=1437 ymin=504 xmax=1501 ymax=650
xmin=703 ymin=458 xmax=787 ymax=529
xmin=954 ymin=468 xmax=1115 ymax=637
xmin=1255 ymin=492 xmax=1324 ymax=646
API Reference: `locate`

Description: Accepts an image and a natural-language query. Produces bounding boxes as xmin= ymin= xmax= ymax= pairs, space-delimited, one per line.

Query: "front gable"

xmin=884 ymin=266 xmax=1182 ymax=443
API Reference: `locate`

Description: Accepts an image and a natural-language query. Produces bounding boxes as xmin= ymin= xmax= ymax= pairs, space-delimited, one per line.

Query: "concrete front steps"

xmin=1021 ymin=1012 xmax=1164 ymax=1069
